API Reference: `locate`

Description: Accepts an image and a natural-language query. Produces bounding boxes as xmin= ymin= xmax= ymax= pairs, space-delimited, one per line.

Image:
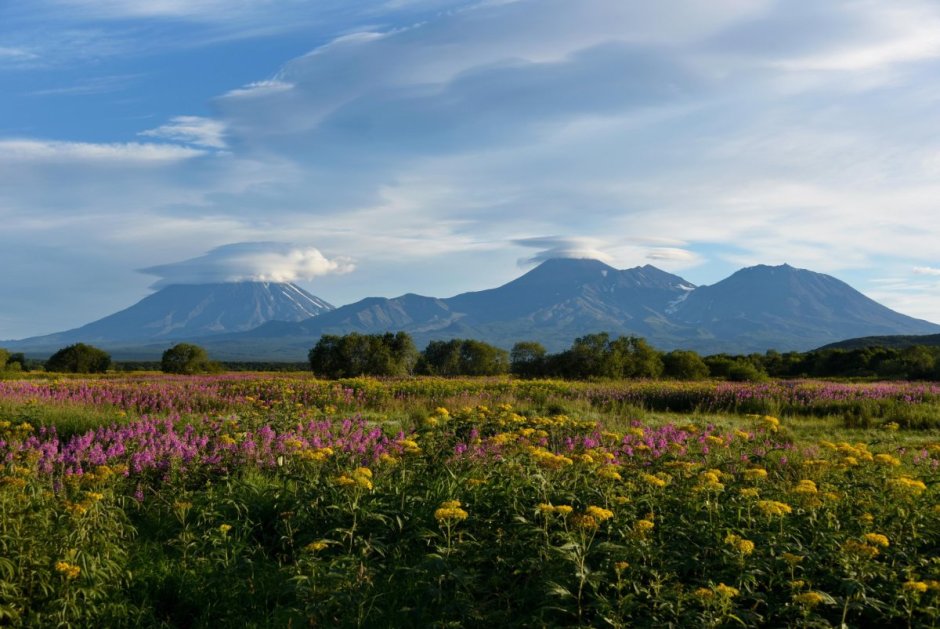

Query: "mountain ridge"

xmin=5 ymin=259 xmax=939 ymax=360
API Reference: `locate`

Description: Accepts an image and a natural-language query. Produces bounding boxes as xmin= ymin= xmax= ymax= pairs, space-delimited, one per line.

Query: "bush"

xmin=161 ymin=343 xmax=220 ymax=375
xmin=45 ymin=343 xmax=111 ymax=373
xmin=308 ymin=332 xmax=418 ymax=378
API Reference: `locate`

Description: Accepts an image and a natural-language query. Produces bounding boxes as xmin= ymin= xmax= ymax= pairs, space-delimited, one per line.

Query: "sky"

xmin=3 ymin=0 xmax=940 ymax=339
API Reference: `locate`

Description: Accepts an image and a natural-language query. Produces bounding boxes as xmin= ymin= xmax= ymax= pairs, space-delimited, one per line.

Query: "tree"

xmin=0 ymin=348 xmax=8 ymax=371
xmin=662 ymin=350 xmax=709 ymax=380
xmin=510 ymin=341 xmax=547 ymax=378
xmin=419 ymin=339 xmax=509 ymax=376
xmin=308 ymin=332 xmax=417 ymax=378
xmin=45 ymin=343 xmax=111 ymax=373
xmin=161 ymin=343 xmax=220 ymax=374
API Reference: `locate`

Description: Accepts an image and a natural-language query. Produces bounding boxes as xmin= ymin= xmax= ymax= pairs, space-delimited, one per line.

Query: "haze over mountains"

xmin=6 ymin=259 xmax=939 ymax=360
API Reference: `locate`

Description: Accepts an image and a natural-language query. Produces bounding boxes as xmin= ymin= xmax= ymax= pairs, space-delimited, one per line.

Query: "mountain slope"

xmin=6 ymin=282 xmax=334 ymax=350
xmin=670 ymin=264 xmax=940 ymax=352
xmin=230 ymin=259 xmax=697 ymax=352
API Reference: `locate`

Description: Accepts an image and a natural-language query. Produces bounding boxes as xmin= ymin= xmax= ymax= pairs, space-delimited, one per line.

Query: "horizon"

xmin=6 ymin=256 xmax=940 ymax=343
xmin=3 ymin=1 xmax=940 ymax=338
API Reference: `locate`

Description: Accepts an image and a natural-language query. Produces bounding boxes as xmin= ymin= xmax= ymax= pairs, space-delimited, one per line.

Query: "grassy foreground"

xmin=1 ymin=375 xmax=939 ymax=627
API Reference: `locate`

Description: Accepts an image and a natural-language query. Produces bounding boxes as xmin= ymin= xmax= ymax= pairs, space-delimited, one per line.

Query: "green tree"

xmin=45 ymin=343 xmax=111 ymax=373
xmin=510 ymin=341 xmax=547 ymax=378
xmin=419 ymin=339 xmax=509 ymax=376
xmin=308 ymin=332 xmax=417 ymax=378
xmin=0 ymin=348 xmax=8 ymax=371
xmin=662 ymin=349 xmax=709 ymax=380
xmin=161 ymin=343 xmax=220 ymax=374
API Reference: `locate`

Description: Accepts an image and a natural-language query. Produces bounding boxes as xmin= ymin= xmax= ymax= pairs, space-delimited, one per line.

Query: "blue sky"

xmin=3 ymin=0 xmax=940 ymax=339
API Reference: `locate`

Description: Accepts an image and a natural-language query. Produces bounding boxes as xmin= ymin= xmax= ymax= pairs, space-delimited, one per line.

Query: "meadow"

xmin=1 ymin=374 xmax=939 ymax=627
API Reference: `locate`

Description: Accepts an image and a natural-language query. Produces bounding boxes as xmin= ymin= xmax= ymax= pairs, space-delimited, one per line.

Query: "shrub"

xmin=161 ymin=343 xmax=220 ymax=375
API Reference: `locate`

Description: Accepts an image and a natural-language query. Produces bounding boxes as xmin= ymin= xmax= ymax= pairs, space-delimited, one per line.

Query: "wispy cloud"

xmin=913 ymin=266 xmax=940 ymax=276
xmin=0 ymin=139 xmax=205 ymax=162
xmin=140 ymin=116 xmax=227 ymax=149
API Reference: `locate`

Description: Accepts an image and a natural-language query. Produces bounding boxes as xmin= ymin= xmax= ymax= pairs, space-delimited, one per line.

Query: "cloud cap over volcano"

xmin=140 ymin=242 xmax=354 ymax=289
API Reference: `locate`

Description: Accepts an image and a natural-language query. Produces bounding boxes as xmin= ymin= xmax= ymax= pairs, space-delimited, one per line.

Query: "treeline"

xmin=7 ymin=334 xmax=940 ymax=380
xmin=308 ymin=332 xmax=940 ymax=381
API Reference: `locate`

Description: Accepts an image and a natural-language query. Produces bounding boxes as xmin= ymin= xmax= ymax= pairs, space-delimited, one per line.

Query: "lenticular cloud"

xmin=140 ymin=242 xmax=354 ymax=289
xmin=513 ymin=236 xmax=613 ymax=266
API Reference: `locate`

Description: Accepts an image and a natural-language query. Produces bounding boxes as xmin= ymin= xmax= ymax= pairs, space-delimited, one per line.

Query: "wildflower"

xmin=85 ymin=492 xmax=104 ymax=502
xmin=889 ymin=476 xmax=927 ymax=495
xmin=640 ymin=473 xmax=667 ymax=488
xmin=793 ymin=480 xmax=818 ymax=495
xmin=756 ymin=500 xmax=792 ymax=517
xmin=55 ymin=561 xmax=81 ymax=580
xmin=554 ymin=505 xmax=573 ymax=516
xmin=862 ymin=533 xmax=889 ymax=548
xmin=614 ymin=561 xmax=629 ymax=572
xmin=705 ymin=435 xmax=724 ymax=447
xmin=219 ymin=524 xmax=232 ymax=535
xmin=434 ymin=500 xmax=469 ymax=522
xmin=571 ymin=514 xmax=598 ymax=530
xmin=874 ymin=453 xmax=901 ymax=467
xmin=724 ymin=533 xmax=755 ymax=556
xmin=694 ymin=587 xmax=715 ymax=601
xmin=903 ymin=581 xmax=928 ymax=594
xmin=738 ymin=487 xmax=760 ymax=498
xmin=883 ymin=422 xmax=900 ymax=431
xmin=793 ymin=592 xmax=825 ymax=607
xmin=761 ymin=416 xmax=780 ymax=432
xmin=305 ymin=540 xmax=329 ymax=552
xmin=781 ymin=552 xmax=803 ymax=567
xmin=859 ymin=512 xmax=874 ymax=524
xmin=842 ymin=540 xmax=880 ymax=559
xmin=743 ymin=468 xmax=768 ymax=481
xmin=585 ymin=506 xmax=614 ymax=522
xmin=789 ymin=580 xmax=805 ymax=589
xmin=537 ymin=503 xmax=556 ymax=515
xmin=715 ymin=583 xmax=739 ymax=598
xmin=596 ymin=466 xmax=622 ymax=481
xmin=635 ymin=519 xmax=655 ymax=535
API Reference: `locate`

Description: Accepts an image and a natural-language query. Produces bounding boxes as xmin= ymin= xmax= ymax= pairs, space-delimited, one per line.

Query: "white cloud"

xmin=0 ymin=139 xmax=205 ymax=162
xmin=0 ymin=46 xmax=38 ymax=60
xmin=913 ymin=266 xmax=940 ymax=276
xmin=139 ymin=242 xmax=355 ymax=288
xmin=513 ymin=236 xmax=613 ymax=266
xmin=140 ymin=116 xmax=227 ymax=149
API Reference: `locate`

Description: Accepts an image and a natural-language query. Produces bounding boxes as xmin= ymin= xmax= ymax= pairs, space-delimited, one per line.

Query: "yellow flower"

xmin=585 ymin=506 xmax=614 ymax=522
xmin=724 ymin=533 xmax=755 ymax=556
xmin=640 ymin=473 xmax=667 ymax=488
xmin=883 ymin=421 xmax=900 ymax=431
xmin=738 ymin=488 xmax=760 ymax=499
xmin=219 ymin=524 xmax=232 ymax=535
xmin=789 ymin=580 xmax=805 ymax=589
xmin=889 ymin=476 xmax=927 ymax=495
xmin=537 ymin=503 xmax=556 ymax=515
xmin=862 ymin=533 xmax=889 ymax=548
xmin=694 ymin=587 xmax=715 ymax=600
xmin=596 ymin=466 xmax=622 ymax=481
xmin=55 ymin=561 xmax=81 ymax=580
xmin=305 ymin=540 xmax=329 ymax=552
xmin=571 ymin=514 xmax=598 ymax=530
xmin=635 ymin=519 xmax=655 ymax=534
xmin=614 ymin=561 xmax=629 ymax=572
xmin=842 ymin=540 xmax=880 ymax=559
xmin=793 ymin=480 xmax=818 ymax=495
xmin=793 ymin=592 xmax=825 ymax=607
xmin=435 ymin=501 xmax=469 ymax=522
xmin=874 ymin=453 xmax=901 ymax=467
xmin=756 ymin=500 xmax=792 ymax=517
xmin=554 ymin=505 xmax=574 ymax=516
xmin=743 ymin=468 xmax=768 ymax=481
xmin=715 ymin=583 xmax=739 ymax=598
xmin=903 ymin=581 xmax=928 ymax=594
xmin=781 ymin=552 xmax=804 ymax=567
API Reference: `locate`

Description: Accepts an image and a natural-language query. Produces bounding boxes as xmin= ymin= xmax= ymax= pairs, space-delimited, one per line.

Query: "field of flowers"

xmin=1 ymin=374 xmax=939 ymax=626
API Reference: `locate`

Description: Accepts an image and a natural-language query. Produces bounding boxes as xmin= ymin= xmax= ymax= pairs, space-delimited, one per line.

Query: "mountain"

xmin=668 ymin=264 xmax=940 ymax=353
xmin=7 ymin=260 xmax=939 ymax=360
xmin=5 ymin=282 xmax=333 ymax=354
xmin=229 ymin=258 xmax=698 ymax=353
xmin=818 ymin=334 xmax=940 ymax=351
